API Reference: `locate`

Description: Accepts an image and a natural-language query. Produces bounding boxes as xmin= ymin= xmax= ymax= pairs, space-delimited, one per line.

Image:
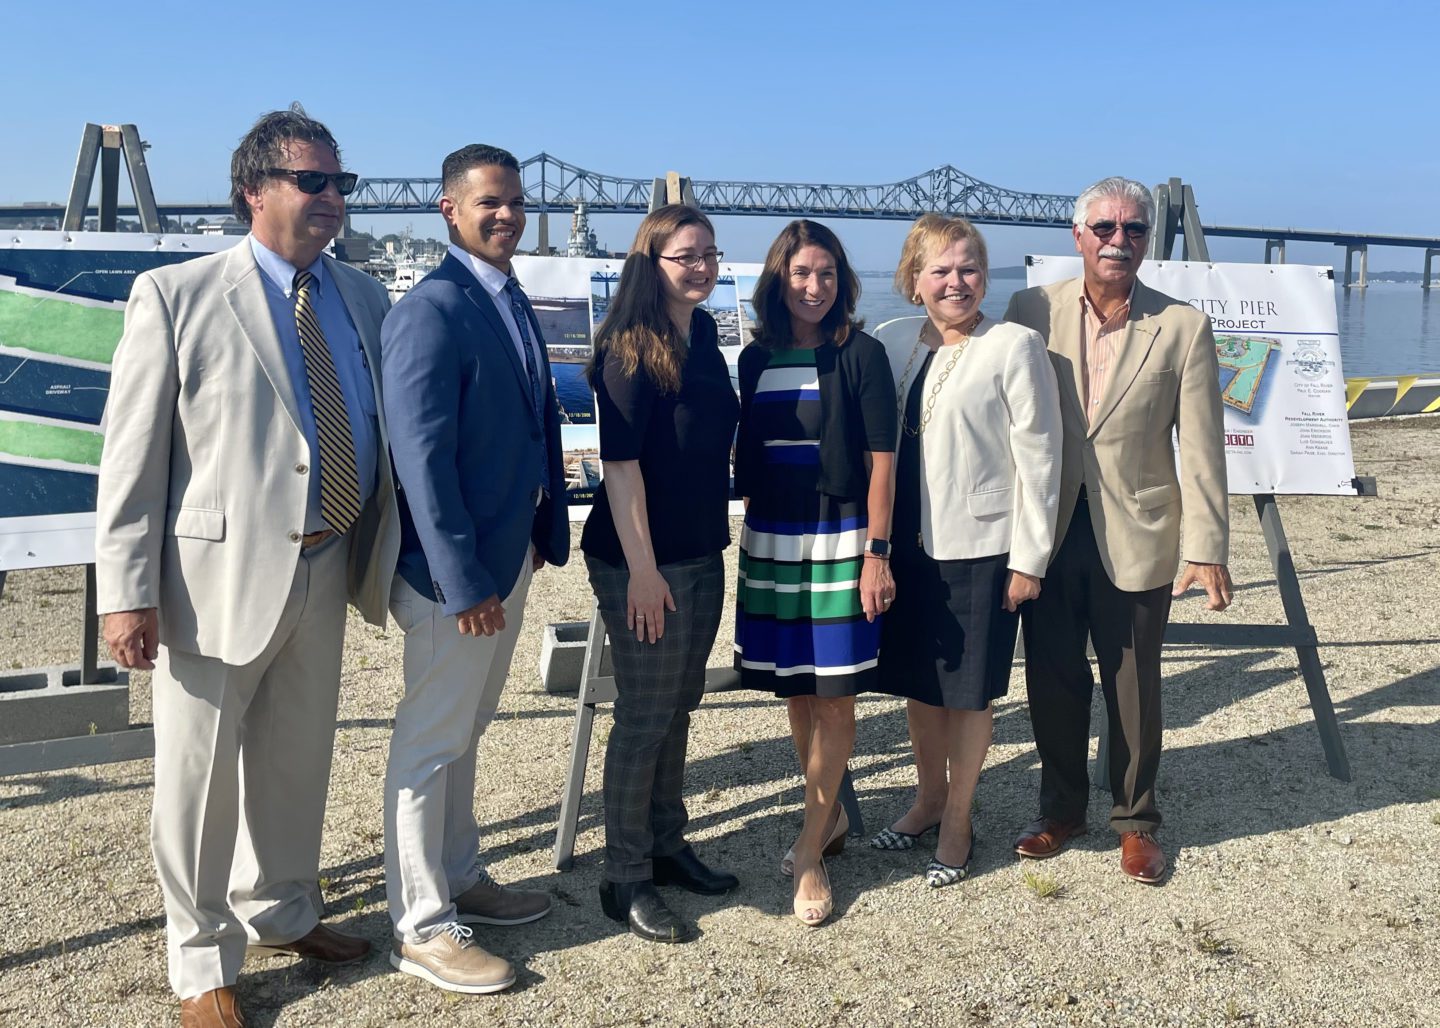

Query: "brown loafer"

xmin=1013 ymin=816 xmax=1087 ymax=859
xmin=180 ymin=986 xmax=247 ymax=1028
xmin=248 ymin=922 xmax=371 ymax=964
xmin=1120 ymin=831 xmax=1166 ymax=883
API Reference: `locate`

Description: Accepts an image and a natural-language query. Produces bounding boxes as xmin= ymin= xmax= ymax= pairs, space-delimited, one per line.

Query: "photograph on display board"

xmin=513 ymin=255 xmax=597 ymax=425
xmin=559 ymin=423 xmax=601 ymax=509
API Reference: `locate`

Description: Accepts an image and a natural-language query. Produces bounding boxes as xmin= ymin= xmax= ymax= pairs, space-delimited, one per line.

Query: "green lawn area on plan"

xmin=0 ymin=420 xmax=103 ymax=467
xmin=0 ymin=290 xmax=123 ymax=365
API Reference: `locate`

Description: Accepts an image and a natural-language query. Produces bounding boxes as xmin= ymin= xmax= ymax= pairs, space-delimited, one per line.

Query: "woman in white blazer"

xmin=868 ymin=215 xmax=1062 ymax=887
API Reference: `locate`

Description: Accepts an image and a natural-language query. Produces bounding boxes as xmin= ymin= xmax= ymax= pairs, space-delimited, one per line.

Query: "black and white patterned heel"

xmin=924 ymin=840 xmax=975 ymax=888
xmin=869 ymin=822 xmax=939 ymax=851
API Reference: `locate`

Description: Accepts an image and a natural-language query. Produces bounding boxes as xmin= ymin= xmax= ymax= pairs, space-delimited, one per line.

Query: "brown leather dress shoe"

xmin=1120 ymin=831 xmax=1167 ymax=883
xmin=180 ymin=986 xmax=247 ymax=1028
xmin=248 ymin=922 xmax=371 ymax=964
xmin=1013 ymin=816 xmax=1087 ymax=859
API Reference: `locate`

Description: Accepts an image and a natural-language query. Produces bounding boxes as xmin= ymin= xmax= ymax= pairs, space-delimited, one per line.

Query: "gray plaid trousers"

xmin=586 ymin=552 xmax=725 ymax=883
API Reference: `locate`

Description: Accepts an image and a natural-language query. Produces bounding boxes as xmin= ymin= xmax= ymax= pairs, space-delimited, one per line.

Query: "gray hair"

xmin=1072 ymin=176 xmax=1155 ymax=229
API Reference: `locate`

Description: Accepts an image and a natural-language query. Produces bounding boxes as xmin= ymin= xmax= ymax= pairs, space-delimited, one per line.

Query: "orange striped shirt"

xmin=1079 ymin=284 xmax=1135 ymax=426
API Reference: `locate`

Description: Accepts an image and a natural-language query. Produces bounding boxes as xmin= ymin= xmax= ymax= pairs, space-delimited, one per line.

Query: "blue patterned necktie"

xmin=505 ymin=277 xmax=544 ymax=422
xmin=293 ymin=270 xmax=361 ymax=533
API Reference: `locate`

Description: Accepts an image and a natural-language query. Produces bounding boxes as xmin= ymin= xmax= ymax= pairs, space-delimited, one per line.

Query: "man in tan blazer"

xmin=1004 ymin=176 xmax=1232 ymax=884
xmin=95 ymin=106 xmax=399 ymax=1027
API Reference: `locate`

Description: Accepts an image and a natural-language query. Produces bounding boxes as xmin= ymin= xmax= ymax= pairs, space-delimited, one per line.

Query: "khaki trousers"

xmin=384 ymin=548 xmax=533 ymax=944
xmin=150 ymin=537 xmax=349 ymax=999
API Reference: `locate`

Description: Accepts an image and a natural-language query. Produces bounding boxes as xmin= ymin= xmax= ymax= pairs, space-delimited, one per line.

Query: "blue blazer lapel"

xmin=444 ymin=257 xmax=532 ymax=403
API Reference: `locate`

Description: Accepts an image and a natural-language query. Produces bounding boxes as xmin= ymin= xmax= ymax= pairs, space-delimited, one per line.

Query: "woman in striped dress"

xmin=733 ymin=220 xmax=897 ymax=926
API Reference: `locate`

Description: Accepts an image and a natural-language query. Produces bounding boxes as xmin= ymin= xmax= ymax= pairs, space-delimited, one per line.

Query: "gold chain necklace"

xmin=897 ymin=312 xmax=983 ymax=437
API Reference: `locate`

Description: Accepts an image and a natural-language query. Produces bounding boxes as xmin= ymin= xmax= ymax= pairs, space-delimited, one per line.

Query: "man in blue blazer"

xmin=380 ymin=143 xmax=568 ymax=995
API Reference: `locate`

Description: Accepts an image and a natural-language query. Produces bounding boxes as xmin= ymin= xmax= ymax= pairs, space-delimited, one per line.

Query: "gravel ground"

xmin=1 ymin=416 xmax=1438 ymax=1027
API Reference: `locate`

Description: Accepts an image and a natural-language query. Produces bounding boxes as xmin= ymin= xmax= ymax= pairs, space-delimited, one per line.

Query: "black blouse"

xmin=580 ymin=309 xmax=740 ymax=568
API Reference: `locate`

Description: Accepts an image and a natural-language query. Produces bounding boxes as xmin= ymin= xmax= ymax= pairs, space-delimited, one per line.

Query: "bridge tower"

xmin=1342 ymin=244 xmax=1368 ymax=289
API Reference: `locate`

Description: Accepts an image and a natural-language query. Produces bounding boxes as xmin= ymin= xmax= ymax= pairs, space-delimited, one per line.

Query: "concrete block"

xmin=540 ymin=622 xmax=611 ymax=695
xmin=0 ymin=664 xmax=130 ymax=745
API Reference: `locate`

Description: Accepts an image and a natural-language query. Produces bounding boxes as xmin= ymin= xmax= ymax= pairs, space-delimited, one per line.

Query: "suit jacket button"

xmin=288 ymin=531 xmax=302 ymax=543
xmin=295 ymin=463 xmax=308 ymax=474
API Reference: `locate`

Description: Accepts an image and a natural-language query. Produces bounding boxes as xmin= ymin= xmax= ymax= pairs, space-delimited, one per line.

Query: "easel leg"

xmin=838 ymin=766 xmax=865 ymax=838
xmin=554 ymin=603 xmax=611 ymax=870
xmin=1092 ymin=714 xmax=1111 ymax=792
xmin=553 ymin=699 xmax=597 ymax=871
xmin=82 ymin=565 xmax=99 ymax=685
xmin=1254 ymin=495 xmax=1351 ymax=781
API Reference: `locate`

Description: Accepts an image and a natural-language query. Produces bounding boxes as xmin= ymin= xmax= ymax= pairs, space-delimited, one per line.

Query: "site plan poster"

xmin=1025 ymin=256 xmax=1357 ymax=495
xmin=0 ymin=232 xmax=238 ymax=569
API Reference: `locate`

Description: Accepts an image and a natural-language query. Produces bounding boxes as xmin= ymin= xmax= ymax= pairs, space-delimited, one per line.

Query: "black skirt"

xmin=875 ymin=549 xmax=1018 ymax=710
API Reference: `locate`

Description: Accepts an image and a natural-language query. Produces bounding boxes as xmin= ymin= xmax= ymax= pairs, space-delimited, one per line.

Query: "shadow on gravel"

xmin=0 ymin=773 xmax=148 ymax=811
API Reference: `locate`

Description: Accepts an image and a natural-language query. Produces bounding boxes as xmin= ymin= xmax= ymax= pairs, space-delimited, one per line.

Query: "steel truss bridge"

xmin=6 ymin=152 xmax=1440 ymax=285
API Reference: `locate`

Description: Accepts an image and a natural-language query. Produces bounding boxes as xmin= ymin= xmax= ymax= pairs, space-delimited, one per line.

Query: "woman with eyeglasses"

xmin=733 ymin=220 xmax=897 ymax=926
xmin=869 ymin=215 xmax=1062 ymax=888
xmin=580 ymin=205 xmax=741 ymax=944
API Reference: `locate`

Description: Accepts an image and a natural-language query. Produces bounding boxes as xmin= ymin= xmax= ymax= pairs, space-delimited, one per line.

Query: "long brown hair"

xmin=749 ymin=219 xmax=862 ymax=349
xmin=586 ymin=205 xmax=716 ymax=395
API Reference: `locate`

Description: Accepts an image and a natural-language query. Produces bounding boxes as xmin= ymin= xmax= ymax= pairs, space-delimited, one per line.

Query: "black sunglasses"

xmin=267 ymin=168 xmax=359 ymax=196
xmin=1086 ymin=219 xmax=1149 ymax=241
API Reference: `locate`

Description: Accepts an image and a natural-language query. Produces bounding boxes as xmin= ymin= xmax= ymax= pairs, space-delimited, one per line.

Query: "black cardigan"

xmin=733 ymin=329 xmax=898 ymax=501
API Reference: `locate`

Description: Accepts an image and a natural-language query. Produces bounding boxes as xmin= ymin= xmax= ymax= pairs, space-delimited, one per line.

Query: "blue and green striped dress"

xmin=734 ymin=346 xmax=880 ymax=697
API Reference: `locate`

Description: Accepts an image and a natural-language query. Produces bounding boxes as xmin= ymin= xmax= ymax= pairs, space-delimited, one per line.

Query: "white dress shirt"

xmin=448 ymin=243 xmax=543 ymax=373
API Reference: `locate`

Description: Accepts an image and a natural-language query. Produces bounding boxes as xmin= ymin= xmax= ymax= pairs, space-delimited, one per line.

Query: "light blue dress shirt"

xmin=250 ymin=236 xmax=378 ymax=533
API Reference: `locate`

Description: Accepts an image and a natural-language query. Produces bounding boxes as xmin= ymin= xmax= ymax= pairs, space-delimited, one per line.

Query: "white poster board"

xmin=1025 ymin=256 xmax=1358 ymax=495
xmin=0 ymin=232 xmax=241 ymax=569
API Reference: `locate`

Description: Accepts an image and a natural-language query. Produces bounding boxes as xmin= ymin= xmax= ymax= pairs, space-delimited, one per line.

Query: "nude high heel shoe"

xmin=792 ymin=858 xmax=833 ymax=927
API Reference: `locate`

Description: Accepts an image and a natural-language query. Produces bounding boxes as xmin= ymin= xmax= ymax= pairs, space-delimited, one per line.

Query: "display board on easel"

xmin=1025 ymin=178 xmax=1371 ymax=784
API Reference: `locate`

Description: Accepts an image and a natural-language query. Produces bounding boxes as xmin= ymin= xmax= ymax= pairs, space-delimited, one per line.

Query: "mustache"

xmin=1099 ymin=245 xmax=1133 ymax=259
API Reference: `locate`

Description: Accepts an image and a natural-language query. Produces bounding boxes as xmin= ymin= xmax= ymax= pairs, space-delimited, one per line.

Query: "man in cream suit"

xmin=1004 ymin=176 xmax=1232 ymax=884
xmin=96 ymin=106 xmax=399 ymax=1027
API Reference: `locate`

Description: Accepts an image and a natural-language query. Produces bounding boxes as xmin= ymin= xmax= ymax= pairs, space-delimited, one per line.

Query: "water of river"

xmin=854 ymin=277 xmax=1440 ymax=379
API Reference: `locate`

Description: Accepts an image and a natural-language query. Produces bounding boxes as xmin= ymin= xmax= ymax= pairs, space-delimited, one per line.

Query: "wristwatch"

xmin=863 ymin=539 xmax=890 ymax=558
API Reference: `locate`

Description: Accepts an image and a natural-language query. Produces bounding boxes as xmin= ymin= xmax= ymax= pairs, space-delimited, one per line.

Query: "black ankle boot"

xmin=651 ymin=845 xmax=739 ymax=895
xmin=598 ymin=880 xmax=697 ymax=943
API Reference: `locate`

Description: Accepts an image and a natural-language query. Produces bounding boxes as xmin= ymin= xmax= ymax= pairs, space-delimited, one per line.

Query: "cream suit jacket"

xmin=95 ymin=241 xmax=401 ymax=665
xmin=1004 ymin=277 xmax=1228 ymax=592
xmin=876 ymin=317 xmax=1062 ymax=577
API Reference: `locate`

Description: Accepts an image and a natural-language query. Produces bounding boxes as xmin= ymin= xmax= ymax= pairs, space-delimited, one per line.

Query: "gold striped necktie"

xmin=293 ymin=269 xmax=361 ymax=534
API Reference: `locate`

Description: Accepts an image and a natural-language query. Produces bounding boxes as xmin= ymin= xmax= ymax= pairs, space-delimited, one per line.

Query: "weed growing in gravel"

xmin=1023 ymin=869 xmax=1062 ymax=899
xmin=1224 ymin=997 xmax=1255 ymax=1022
xmin=1184 ymin=919 xmax=1234 ymax=956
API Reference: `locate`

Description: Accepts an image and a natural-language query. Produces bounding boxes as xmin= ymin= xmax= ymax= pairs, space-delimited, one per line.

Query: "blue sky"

xmin=2 ymin=1 xmax=1435 ymax=272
